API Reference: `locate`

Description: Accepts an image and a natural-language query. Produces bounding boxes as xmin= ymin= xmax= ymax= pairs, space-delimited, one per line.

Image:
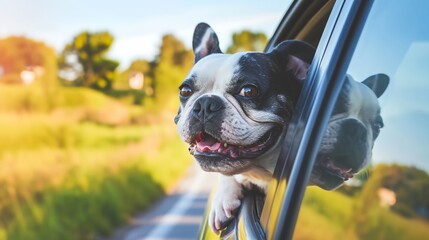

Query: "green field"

xmin=0 ymin=84 xmax=191 ymax=239
xmin=294 ymin=187 xmax=429 ymax=240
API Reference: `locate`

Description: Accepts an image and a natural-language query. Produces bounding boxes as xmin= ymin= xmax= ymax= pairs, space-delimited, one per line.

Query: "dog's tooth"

xmin=224 ymin=143 xmax=228 ymax=148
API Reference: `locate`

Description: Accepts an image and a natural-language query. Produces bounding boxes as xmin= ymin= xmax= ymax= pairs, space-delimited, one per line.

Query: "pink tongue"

xmin=197 ymin=140 xmax=221 ymax=152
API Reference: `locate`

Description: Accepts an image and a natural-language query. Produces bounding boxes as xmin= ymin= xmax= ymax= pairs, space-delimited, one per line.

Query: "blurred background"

xmin=0 ymin=0 xmax=287 ymax=239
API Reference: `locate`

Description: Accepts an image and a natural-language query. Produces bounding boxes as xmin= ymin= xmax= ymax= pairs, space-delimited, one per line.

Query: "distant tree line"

xmin=0 ymin=29 xmax=268 ymax=106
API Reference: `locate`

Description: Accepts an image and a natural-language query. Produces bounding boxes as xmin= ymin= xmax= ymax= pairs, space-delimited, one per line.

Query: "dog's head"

xmin=311 ymin=74 xmax=389 ymax=190
xmin=175 ymin=23 xmax=314 ymax=175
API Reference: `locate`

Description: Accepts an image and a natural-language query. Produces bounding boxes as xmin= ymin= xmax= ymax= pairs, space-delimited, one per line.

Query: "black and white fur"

xmin=311 ymin=74 xmax=389 ymax=190
xmin=175 ymin=23 xmax=388 ymax=233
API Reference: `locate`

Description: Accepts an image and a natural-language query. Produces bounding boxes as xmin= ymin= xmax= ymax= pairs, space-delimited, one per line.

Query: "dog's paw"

xmin=208 ymin=191 xmax=242 ymax=234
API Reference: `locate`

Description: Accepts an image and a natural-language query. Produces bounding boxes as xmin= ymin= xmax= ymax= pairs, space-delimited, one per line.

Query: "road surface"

xmin=107 ymin=164 xmax=216 ymax=240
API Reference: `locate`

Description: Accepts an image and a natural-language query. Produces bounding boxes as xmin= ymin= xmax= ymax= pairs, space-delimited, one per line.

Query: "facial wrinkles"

xmin=224 ymin=94 xmax=258 ymax=126
xmin=221 ymin=94 xmax=273 ymax=145
xmin=246 ymin=109 xmax=285 ymax=124
xmin=223 ymin=90 xmax=283 ymax=125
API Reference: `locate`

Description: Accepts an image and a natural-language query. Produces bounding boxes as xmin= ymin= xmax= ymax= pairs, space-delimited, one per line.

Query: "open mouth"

xmin=188 ymin=127 xmax=280 ymax=160
xmin=314 ymin=154 xmax=359 ymax=182
xmin=311 ymin=152 xmax=365 ymax=190
xmin=323 ymin=159 xmax=355 ymax=181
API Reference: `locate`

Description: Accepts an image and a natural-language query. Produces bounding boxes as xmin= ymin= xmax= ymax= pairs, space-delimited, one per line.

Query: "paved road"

xmin=108 ymin=165 xmax=216 ymax=240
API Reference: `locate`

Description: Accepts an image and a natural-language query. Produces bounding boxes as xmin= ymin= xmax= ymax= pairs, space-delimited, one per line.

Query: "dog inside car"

xmin=174 ymin=23 xmax=389 ymax=234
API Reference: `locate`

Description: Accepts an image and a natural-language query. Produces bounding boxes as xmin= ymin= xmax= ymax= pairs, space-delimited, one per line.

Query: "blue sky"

xmin=0 ymin=0 xmax=290 ymax=69
xmin=348 ymin=1 xmax=429 ymax=171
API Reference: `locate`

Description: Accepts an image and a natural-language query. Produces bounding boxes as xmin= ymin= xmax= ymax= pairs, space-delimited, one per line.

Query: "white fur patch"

xmin=194 ymin=28 xmax=216 ymax=57
xmin=190 ymin=53 xmax=244 ymax=92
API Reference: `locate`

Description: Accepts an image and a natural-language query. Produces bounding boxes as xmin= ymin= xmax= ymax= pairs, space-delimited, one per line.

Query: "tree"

xmin=156 ymin=34 xmax=193 ymax=70
xmin=151 ymin=34 xmax=193 ymax=108
xmin=0 ymin=36 xmax=54 ymax=84
xmin=0 ymin=36 xmax=58 ymax=109
xmin=352 ymin=164 xmax=429 ymax=238
xmin=226 ymin=30 xmax=268 ymax=53
xmin=59 ymin=31 xmax=119 ymax=90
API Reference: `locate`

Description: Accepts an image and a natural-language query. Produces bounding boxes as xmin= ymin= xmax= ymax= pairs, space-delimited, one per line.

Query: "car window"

xmin=265 ymin=0 xmax=334 ymax=51
xmin=295 ymin=1 xmax=429 ymax=239
xmin=195 ymin=1 xmax=338 ymax=239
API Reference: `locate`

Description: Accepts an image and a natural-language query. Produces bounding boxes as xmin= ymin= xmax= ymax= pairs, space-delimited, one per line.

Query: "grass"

xmin=357 ymin=206 xmax=429 ymax=240
xmin=0 ymin=121 xmax=190 ymax=239
xmin=295 ymin=187 xmax=358 ymax=240
xmin=0 ymin=84 xmax=191 ymax=239
xmin=6 ymin=165 xmax=163 ymax=240
xmin=294 ymin=187 xmax=429 ymax=240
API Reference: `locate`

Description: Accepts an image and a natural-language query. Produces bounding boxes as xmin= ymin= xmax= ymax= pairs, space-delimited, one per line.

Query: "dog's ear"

xmin=269 ymin=40 xmax=315 ymax=82
xmin=193 ymin=23 xmax=222 ymax=63
xmin=362 ymin=73 xmax=389 ymax=98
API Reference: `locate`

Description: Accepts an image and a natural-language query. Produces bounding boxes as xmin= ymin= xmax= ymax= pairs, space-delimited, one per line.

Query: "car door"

xmin=264 ymin=0 xmax=429 ymax=239
xmin=261 ymin=0 xmax=371 ymax=239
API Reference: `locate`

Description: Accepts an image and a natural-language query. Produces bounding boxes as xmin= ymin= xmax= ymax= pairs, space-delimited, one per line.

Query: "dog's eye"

xmin=239 ymin=85 xmax=259 ymax=97
xmin=179 ymin=85 xmax=193 ymax=97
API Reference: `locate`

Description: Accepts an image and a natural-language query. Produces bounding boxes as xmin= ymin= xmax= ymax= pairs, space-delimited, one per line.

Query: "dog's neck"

xmin=233 ymin=145 xmax=282 ymax=192
xmin=234 ymin=167 xmax=272 ymax=192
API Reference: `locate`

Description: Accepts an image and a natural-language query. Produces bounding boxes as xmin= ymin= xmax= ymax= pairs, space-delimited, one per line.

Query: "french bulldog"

xmin=310 ymin=73 xmax=389 ymax=190
xmin=174 ymin=22 xmax=314 ymax=233
xmin=174 ymin=22 xmax=389 ymax=233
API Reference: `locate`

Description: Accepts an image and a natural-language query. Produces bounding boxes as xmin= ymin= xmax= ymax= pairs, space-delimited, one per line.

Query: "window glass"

xmin=295 ymin=1 xmax=429 ymax=239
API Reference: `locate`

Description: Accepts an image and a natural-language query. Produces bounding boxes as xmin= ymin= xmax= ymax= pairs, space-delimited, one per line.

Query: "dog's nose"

xmin=336 ymin=118 xmax=368 ymax=171
xmin=342 ymin=119 xmax=367 ymax=143
xmin=192 ymin=95 xmax=224 ymax=121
